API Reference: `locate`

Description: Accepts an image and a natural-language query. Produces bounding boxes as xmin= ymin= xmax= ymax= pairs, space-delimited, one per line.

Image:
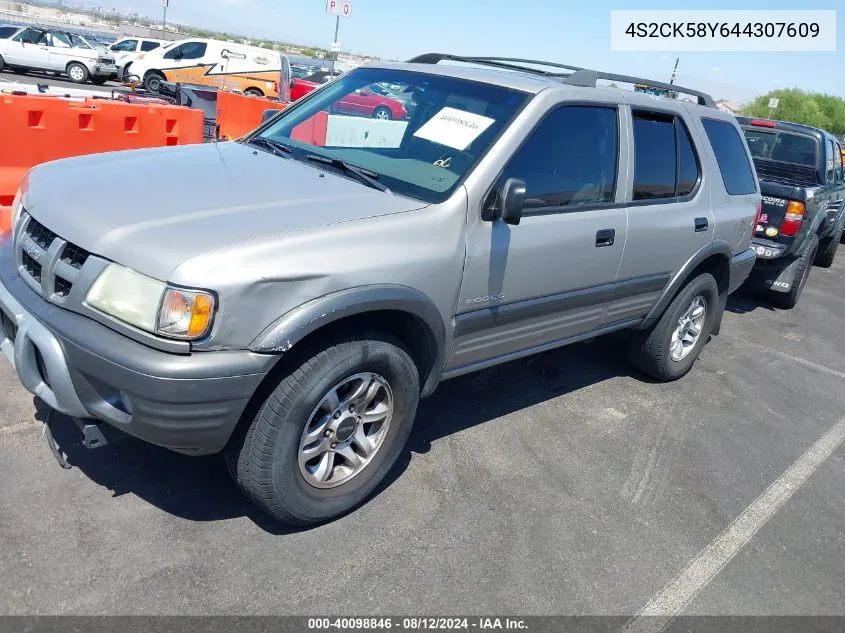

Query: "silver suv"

xmin=0 ymin=55 xmax=759 ymax=525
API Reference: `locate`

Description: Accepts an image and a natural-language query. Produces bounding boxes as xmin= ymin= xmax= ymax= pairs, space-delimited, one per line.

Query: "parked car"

xmin=107 ymin=36 xmax=167 ymax=80
xmin=0 ymin=24 xmax=18 ymax=40
xmin=0 ymin=55 xmax=758 ymax=526
xmin=290 ymin=69 xmax=338 ymax=101
xmin=0 ymin=26 xmax=117 ymax=84
xmin=330 ymin=83 xmax=408 ymax=120
xmin=124 ymin=38 xmax=291 ymax=100
xmin=738 ymin=117 xmax=845 ymax=307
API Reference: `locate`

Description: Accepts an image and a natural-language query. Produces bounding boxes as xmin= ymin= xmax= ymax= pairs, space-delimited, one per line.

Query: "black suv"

xmin=738 ymin=117 xmax=845 ymax=308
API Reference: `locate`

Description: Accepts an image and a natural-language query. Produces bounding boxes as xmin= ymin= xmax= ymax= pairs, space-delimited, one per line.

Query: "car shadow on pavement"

xmin=725 ymin=290 xmax=779 ymax=315
xmin=41 ymin=334 xmax=642 ymax=534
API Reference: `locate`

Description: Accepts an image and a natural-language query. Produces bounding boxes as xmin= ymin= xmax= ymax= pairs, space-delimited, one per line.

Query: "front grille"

xmin=17 ymin=212 xmax=94 ymax=301
xmin=54 ymin=276 xmax=73 ymax=298
xmin=27 ymin=217 xmax=57 ymax=249
xmin=61 ymin=243 xmax=90 ymax=269
xmin=22 ymin=252 xmax=42 ymax=283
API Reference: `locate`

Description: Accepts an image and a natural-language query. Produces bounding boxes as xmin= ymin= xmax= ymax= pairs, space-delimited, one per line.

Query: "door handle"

xmin=694 ymin=217 xmax=709 ymax=232
xmin=595 ymin=228 xmax=615 ymax=247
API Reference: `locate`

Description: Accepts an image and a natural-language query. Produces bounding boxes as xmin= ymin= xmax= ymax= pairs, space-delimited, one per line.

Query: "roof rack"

xmin=407 ymin=53 xmax=716 ymax=108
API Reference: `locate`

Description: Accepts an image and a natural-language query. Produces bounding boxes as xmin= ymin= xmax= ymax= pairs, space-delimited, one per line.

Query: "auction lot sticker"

xmin=413 ymin=107 xmax=496 ymax=151
xmin=610 ymin=10 xmax=836 ymax=51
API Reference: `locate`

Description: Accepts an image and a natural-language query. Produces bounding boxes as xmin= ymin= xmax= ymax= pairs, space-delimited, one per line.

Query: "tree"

xmin=742 ymin=89 xmax=845 ymax=136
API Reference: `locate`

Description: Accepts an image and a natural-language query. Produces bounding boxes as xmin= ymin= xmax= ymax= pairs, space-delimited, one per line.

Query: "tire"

xmin=628 ymin=273 xmax=720 ymax=382
xmin=372 ymin=106 xmax=392 ymax=120
xmin=226 ymin=331 xmax=420 ymax=526
xmin=774 ymin=235 xmax=818 ymax=309
xmin=816 ymin=221 xmax=843 ymax=268
xmin=0 ymin=55 xmax=5 ymax=73
xmin=90 ymin=76 xmax=108 ymax=86
xmin=66 ymin=62 xmax=89 ymax=84
xmin=143 ymin=71 xmax=165 ymax=93
xmin=244 ymin=87 xmax=264 ymax=97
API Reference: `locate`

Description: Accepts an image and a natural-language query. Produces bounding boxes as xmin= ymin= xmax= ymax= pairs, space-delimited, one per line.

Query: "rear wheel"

xmin=816 ymin=219 xmax=843 ymax=268
xmin=66 ymin=62 xmax=89 ymax=84
xmin=629 ymin=273 xmax=720 ymax=381
xmin=225 ymin=331 xmax=420 ymax=526
xmin=244 ymin=87 xmax=264 ymax=97
xmin=774 ymin=235 xmax=818 ymax=309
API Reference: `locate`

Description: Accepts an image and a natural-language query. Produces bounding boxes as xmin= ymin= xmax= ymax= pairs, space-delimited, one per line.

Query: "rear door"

xmin=617 ymin=107 xmax=711 ymax=320
xmin=6 ymin=27 xmax=45 ymax=67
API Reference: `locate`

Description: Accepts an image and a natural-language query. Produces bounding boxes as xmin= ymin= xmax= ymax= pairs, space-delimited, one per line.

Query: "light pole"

xmin=332 ymin=13 xmax=339 ymax=71
xmin=162 ymin=0 xmax=168 ymax=37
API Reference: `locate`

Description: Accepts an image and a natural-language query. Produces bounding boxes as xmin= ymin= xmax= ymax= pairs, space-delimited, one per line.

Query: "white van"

xmin=125 ymin=38 xmax=291 ymax=100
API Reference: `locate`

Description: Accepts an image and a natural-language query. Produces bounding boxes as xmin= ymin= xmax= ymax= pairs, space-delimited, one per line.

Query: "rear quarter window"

xmin=140 ymin=41 xmax=161 ymax=52
xmin=0 ymin=26 xmax=18 ymax=39
xmin=702 ymin=119 xmax=757 ymax=195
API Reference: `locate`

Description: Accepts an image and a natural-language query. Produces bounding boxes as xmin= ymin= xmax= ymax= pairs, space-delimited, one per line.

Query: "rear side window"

xmin=834 ymin=142 xmax=843 ymax=182
xmin=111 ymin=39 xmax=137 ymax=52
xmin=499 ymin=105 xmax=618 ymax=209
xmin=632 ymin=112 xmax=701 ymax=201
xmin=0 ymin=26 xmax=18 ymax=39
xmin=826 ymin=139 xmax=836 ymax=182
xmin=702 ymin=119 xmax=757 ymax=195
xmin=140 ymin=40 xmax=161 ymax=52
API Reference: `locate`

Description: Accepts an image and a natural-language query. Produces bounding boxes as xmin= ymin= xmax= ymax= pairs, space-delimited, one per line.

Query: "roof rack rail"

xmin=407 ymin=53 xmax=716 ymax=108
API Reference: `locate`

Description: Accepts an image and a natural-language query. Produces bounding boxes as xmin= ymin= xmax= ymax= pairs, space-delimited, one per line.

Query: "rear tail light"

xmin=780 ymin=201 xmax=805 ymax=237
xmin=752 ymin=202 xmax=763 ymax=239
xmin=273 ymin=81 xmax=279 ymax=93
xmin=750 ymin=119 xmax=776 ymax=128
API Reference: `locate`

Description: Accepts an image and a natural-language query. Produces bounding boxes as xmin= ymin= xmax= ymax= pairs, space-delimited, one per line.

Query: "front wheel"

xmin=372 ymin=106 xmax=392 ymax=120
xmin=226 ymin=331 xmax=420 ymax=526
xmin=90 ymin=76 xmax=108 ymax=86
xmin=629 ymin=272 xmax=720 ymax=381
xmin=143 ymin=71 xmax=164 ymax=93
xmin=66 ymin=62 xmax=89 ymax=84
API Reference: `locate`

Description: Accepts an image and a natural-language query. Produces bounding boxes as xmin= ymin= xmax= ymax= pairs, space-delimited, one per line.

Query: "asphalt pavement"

xmin=1 ymin=253 xmax=844 ymax=617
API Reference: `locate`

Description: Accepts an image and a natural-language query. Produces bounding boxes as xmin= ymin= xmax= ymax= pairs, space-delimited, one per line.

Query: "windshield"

xmin=744 ymin=128 xmax=818 ymax=167
xmin=253 ymin=68 xmax=530 ymax=203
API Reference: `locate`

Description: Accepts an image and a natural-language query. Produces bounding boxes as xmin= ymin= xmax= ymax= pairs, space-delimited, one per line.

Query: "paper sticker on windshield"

xmin=412 ymin=107 xmax=495 ymax=151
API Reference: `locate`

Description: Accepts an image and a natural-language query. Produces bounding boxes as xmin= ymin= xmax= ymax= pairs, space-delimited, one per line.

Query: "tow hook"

xmin=42 ymin=411 xmax=108 ymax=470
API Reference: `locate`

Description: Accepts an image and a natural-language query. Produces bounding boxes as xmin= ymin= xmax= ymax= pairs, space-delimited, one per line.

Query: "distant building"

xmin=715 ymin=100 xmax=742 ymax=114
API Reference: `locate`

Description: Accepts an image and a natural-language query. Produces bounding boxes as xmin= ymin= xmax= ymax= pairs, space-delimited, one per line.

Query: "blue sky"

xmin=99 ymin=0 xmax=842 ymax=103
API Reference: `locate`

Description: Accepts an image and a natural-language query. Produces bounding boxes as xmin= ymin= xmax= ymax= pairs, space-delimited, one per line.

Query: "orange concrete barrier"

xmin=0 ymin=94 xmax=203 ymax=205
xmin=290 ymin=111 xmax=329 ymax=146
xmin=216 ymin=91 xmax=288 ymax=141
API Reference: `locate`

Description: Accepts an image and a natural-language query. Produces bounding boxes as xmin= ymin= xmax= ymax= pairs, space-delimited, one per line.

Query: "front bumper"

xmin=91 ymin=64 xmax=118 ymax=78
xmin=0 ymin=242 xmax=275 ymax=454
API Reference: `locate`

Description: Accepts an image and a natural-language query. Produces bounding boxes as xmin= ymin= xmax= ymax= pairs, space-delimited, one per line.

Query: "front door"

xmin=449 ymin=104 xmax=627 ymax=371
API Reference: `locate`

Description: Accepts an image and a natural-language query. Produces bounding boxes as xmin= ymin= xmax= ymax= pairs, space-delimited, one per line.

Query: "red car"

xmin=291 ymin=74 xmax=408 ymax=121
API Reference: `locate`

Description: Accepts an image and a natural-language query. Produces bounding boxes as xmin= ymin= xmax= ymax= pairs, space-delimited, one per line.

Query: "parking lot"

xmin=1 ymin=254 xmax=844 ymax=616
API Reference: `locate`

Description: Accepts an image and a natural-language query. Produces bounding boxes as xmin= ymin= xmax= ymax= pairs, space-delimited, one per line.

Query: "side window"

xmin=632 ymin=113 xmax=676 ymax=200
xmin=677 ymin=119 xmax=700 ymax=196
xmin=826 ymin=140 xmax=836 ymax=183
xmin=702 ymin=119 xmax=757 ymax=195
xmin=140 ymin=41 xmax=161 ymax=52
xmin=834 ymin=142 xmax=843 ymax=182
xmin=51 ymin=33 xmax=72 ymax=48
xmin=111 ymin=39 xmax=138 ymax=52
xmin=164 ymin=41 xmax=207 ymax=60
xmin=13 ymin=28 xmax=42 ymax=43
xmin=498 ymin=105 xmax=618 ymax=209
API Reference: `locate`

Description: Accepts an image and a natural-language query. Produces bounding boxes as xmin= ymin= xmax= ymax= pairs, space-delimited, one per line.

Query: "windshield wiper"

xmin=246 ymin=136 xmax=293 ymax=157
xmin=306 ymin=154 xmax=390 ymax=193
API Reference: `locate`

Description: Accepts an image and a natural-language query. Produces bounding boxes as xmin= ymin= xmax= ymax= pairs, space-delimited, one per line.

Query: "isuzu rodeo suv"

xmin=1 ymin=55 xmax=759 ymax=525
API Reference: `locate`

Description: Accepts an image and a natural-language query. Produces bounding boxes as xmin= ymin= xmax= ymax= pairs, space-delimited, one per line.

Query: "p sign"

xmin=326 ymin=0 xmax=352 ymax=17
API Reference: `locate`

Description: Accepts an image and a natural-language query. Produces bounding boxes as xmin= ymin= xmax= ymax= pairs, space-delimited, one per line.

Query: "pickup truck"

xmin=737 ymin=117 xmax=845 ymax=308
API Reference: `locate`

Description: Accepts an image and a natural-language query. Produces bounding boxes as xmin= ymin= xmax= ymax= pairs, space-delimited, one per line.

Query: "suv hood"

xmin=25 ymin=142 xmax=427 ymax=280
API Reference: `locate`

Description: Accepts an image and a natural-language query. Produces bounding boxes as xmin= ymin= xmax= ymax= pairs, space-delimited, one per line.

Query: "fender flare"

xmin=636 ymin=239 xmax=733 ymax=330
xmin=249 ymin=285 xmax=447 ymax=397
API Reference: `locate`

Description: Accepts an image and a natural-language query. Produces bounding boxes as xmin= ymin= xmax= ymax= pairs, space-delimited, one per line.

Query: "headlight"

xmin=86 ymin=264 xmax=215 ymax=340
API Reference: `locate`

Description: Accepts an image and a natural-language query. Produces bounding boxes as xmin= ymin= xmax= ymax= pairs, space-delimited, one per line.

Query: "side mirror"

xmin=262 ymin=109 xmax=279 ymax=123
xmin=498 ymin=178 xmax=526 ymax=225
